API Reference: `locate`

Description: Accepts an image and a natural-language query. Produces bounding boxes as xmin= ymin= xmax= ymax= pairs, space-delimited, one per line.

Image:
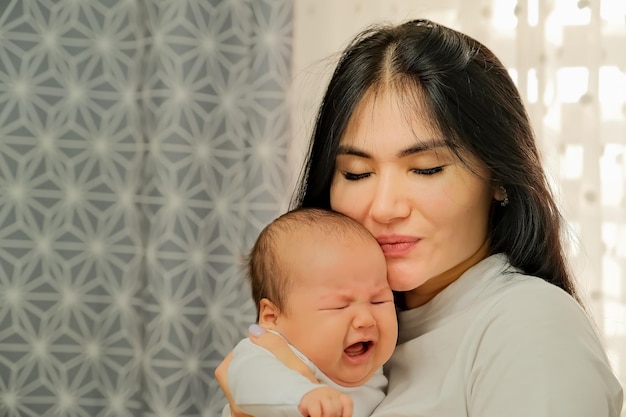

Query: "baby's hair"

xmin=246 ymin=207 xmax=376 ymax=319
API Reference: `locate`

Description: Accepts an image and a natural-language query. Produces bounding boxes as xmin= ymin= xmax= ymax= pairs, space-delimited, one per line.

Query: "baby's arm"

xmin=299 ymin=386 xmax=353 ymax=417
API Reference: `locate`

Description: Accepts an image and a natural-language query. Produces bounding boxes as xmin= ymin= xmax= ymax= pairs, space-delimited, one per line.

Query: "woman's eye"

xmin=343 ymin=172 xmax=370 ymax=181
xmin=412 ymin=167 xmax=443 ymax=175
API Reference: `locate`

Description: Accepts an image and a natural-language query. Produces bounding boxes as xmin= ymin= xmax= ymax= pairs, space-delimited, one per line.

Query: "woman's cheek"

xmin=331 ymin=182 xmax=362 ymax=217
xmin=329 ymin=178 xmax=346 ymax=210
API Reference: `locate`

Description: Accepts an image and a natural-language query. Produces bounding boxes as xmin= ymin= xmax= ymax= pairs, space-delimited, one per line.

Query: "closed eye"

xmin=412 ymin=167 xmax=443 ymax=175
xmin=321 ymin=305 xmax=349 ymax=311
xmin=342 ymin=171 xmax=370 ymax=181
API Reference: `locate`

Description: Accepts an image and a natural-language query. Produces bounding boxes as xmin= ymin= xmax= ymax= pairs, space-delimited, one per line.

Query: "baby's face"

xmin=275 ymin=234 xmax=397 ymax=387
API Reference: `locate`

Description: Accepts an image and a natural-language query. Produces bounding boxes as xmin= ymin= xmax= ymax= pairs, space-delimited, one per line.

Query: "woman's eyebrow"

xmin=336 ymin=145 xmax=369 ymax=157
xmin=337 ymin=140 xmax=447 ymax=158
xmin=396 ymin=140 xmax=447 ymax=157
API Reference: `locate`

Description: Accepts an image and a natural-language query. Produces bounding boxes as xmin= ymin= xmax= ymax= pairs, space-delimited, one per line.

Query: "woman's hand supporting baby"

xmin=215 ymin=324 xmax=322 ymax=417
xmin=215 ymin=351 xmax=251 ymax=417
xmin=245 ymin=324 xmax=317 ymax=383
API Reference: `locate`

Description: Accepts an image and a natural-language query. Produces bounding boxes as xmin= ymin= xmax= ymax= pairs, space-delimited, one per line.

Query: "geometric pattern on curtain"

xmin=0 ymin=1 xmax=293 ymax=416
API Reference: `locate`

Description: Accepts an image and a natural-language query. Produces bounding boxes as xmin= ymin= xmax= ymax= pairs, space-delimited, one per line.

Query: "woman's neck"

xmin=403 ymin=240 xmax=490 ymax=309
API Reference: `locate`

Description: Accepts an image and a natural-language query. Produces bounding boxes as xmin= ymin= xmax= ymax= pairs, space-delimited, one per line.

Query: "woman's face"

xmin=330 ymin=90 xmax=496 ymax=297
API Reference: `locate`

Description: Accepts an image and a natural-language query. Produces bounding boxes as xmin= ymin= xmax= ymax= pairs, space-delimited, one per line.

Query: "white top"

xmin=224 ymin=334 xmax=387 ymax=417
xmin=372 ymin=253 xmax=624 ymax=417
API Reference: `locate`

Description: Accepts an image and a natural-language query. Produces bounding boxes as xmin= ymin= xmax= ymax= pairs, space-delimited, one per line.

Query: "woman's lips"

xmin=376 ymin=236 xmax=419 ymax=257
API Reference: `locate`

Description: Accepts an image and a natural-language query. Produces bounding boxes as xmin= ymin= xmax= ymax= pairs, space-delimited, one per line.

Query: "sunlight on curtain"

xmin=292 ymin=0 xmax=626 ymax=404
xmin=505 ymin=1 xmax=626 ymax=393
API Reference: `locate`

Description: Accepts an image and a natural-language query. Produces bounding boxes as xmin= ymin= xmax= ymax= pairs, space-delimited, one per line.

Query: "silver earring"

xmin=499 ymin=186 xmax=509 ymax=207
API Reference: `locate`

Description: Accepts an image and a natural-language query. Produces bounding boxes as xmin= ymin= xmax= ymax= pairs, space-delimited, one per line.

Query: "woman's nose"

xmin=369 ymin=175 xmax=410 ymax=223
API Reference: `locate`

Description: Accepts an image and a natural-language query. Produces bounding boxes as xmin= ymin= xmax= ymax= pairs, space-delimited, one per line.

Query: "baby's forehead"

xmin=282 ymin=231 xmax=386 ymax=282
xmin=284 ymin=223 xmax=374 ymax=246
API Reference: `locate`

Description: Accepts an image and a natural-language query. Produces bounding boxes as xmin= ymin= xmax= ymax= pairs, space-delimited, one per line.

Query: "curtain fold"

xmin=0 ymin=1 xmax=293 ymax=416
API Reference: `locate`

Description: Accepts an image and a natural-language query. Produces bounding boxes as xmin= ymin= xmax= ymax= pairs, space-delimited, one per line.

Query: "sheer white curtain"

xmin=291 ymin=0 xmax=626 ymax=401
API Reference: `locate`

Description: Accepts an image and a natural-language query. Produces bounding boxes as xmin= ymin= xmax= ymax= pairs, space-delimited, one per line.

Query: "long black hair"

xmin=291 ymin=19 xmax=582 ymax=304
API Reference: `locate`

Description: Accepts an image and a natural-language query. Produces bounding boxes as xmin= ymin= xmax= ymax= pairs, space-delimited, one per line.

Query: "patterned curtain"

xmin=0 ymin=1 xmax=293 ymax=416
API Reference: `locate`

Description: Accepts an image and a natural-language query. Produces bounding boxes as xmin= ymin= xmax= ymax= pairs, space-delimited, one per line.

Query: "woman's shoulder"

xmin=464 ymin=265 xmax=623 ymax=417
xmin=494 ymin=270 xmax=584 ymax=313
xmin=479 ymin=254 xmax=583 ymax=314
xmin=475 ymin=262 xmax=601 ymax=346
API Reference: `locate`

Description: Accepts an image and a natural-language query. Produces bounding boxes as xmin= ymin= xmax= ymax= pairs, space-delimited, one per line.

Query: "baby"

xmin=223 ymin=208 xmax=398 ymax=417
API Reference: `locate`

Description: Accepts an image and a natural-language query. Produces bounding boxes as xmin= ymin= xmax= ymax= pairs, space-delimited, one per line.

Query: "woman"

xmin=217 ymin=19 xmax=623 ymax=416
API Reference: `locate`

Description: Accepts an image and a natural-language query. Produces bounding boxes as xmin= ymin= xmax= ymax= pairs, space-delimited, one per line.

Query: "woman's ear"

xmin=258 ymin=298 xmax=281 ymax=329
xmin=494 ymin=185 xmax=509 ymax=206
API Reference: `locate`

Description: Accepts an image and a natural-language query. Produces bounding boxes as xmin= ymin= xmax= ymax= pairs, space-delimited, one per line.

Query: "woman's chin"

xmin=387 ymin=262 xmax=428 ymax=292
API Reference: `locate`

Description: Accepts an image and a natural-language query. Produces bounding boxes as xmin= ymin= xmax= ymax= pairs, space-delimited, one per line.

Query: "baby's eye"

xmin=321 ymin=305 xmax=349 ymax=311
xmin=411 ymin=167 xmax=443 ymax=175
xmin=371 ymin=300 xmax=392 ymax=305
xmin=342 ymin=171 xmax=370 ymax=181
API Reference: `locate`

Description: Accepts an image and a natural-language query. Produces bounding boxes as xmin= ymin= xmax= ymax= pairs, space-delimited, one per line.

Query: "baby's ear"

xmin=258 ymin=298 xmax=280 ymax=329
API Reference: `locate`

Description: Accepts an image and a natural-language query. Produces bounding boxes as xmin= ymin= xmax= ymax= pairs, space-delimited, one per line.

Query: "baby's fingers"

xmin=299 ymin=388 xmax=353 ymax=417
xmin=339 ymin=394 xmax=353 ymax=417
xmin=319 ymin=394 xmax=351 ymax=417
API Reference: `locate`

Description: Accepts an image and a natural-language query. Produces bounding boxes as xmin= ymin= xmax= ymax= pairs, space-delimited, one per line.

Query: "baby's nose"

xmin=352 ymin=306 xmax=376 ymax=329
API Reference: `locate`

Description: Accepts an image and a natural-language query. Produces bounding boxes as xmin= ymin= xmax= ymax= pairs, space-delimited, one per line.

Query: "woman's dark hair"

xmin=291 ymin=19 xmax=582 ymax=304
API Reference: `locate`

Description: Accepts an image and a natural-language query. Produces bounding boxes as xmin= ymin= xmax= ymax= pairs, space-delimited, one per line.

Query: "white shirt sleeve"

xmin=227 ymin=338 xmax=325 ymax=417
xmin=467 ymin=282 xmax=624 ymax=417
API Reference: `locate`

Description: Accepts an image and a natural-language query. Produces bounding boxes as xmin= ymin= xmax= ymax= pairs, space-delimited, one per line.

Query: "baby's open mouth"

xmin=344 ymin=341 xmax=372 ymax=357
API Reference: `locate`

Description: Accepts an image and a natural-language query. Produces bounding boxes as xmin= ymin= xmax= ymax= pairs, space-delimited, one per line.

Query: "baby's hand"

xmin=298 ymin=386 xmax=353 ymax=417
